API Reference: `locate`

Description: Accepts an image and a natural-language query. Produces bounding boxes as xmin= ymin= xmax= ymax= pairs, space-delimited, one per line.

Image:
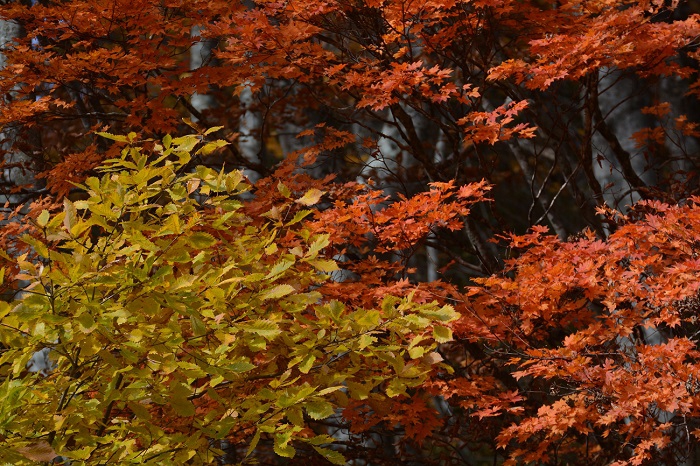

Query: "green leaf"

xmin=356 ymin=309 xmax=380 ymax=327
xmin=304 ymin=400 xmax=335 ymax=420
xmin=287 ymin=406 xmax=304 ymax=427
xmin=408 ymin=346 xmax=425 ymax=359
xmin=240 ymin=320 xmax=281 ymax=339
xmin=96 ymin=131 xmax=129 ymax=143
xmin=277 ymin=385 xmax=316 ymax=408
xmin=358 ymin=333 xmax=376 ymax=350
xmin=226 ymin=360 xmax=256 ymax=373
xmin=36 ymin=210 xmax=50 ymax=228
xmin=195 ymin=139 xmax=229 ymax=156
xmin=287 ymin=209 xmax=312 ymax=226
xmin=191 ymin=315 xmax=207 ymax=337
xmin=76 ymin=312 xmax=96 ymax=332
xmin=306 ymin=259 xmax=338 ymax=272
xmin=277 ymin=182 xmax=292 ymax=198
xmin=306 ymin=235 xmax=330 ymax=257
xmin=203 ymin=126 xmax=224 ymax=136
xmin=20 ymin=234 xmax=49 ymax=259
xmin=245 ymin=429 xmax=261 ymax=458
xmin=421 ymin=304 xmax=459 ymax=322
xmin=312 ymin=446 xmax=346 ymax=465
xmin=386 ymin=378 xmax=408 ymax=397
xmin=265 ymin=260 xmax=295 ymax=280
xmin=259 ymin=284 xmax=295 ymax=301
xmin=298 ymin=354 xmax=316 ymax=374
xmin=88 ymin=203 xmax=119 ymax=220
xmin=171 ymin=383 xmax=196 ymax=417
xmin=171 ymin=135 xmax=199 ymax=153
xmin=189 ymin=232 xmax=217 ymax=248
xmin=273 ymin=436 xmax=296 ymax=458
xmin=433 ymin=325 xmax=453 ymax=343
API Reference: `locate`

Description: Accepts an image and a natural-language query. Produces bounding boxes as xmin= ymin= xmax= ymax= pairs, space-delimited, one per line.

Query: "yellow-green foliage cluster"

xmin=0 ymin=134 xmax=457 ymax=464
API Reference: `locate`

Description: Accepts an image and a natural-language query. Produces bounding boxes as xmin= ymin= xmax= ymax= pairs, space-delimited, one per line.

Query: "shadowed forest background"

xmin=1 ymin=0 xmax=700 ymax=464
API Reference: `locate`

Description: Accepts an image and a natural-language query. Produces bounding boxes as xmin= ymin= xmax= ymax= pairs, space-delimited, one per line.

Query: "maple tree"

xmin=0 ymin=0 xmax=700 ymax=464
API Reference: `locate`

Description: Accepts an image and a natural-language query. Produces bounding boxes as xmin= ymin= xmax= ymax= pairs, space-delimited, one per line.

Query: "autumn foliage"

xmin=1 ymin=0 xmax=700 ymax=464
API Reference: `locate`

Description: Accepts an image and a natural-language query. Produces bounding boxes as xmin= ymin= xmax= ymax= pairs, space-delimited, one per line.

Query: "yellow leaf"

xmin=295 ymin=188 xmax=325 ymax=206
xmin=36 ymin=210 xmax=50 ymax=228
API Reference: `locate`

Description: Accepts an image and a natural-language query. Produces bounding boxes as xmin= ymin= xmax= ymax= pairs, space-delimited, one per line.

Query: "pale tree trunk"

xmin=0 ymin=17 xmax=33 ymax=208
xmin=189 ymin=25 xmax=216 ymax=121
xmin=593 ymin=68 xmax=655 ymax=209
xmin=1 ymin=16 xmax=51 ymax=375
xmin=0 ymin=18 xmax=35 ymax=213
xmin=425 ymin=131 xmax=448 ymax=283
xmin=238 ymin=85 xmax=262 ymax=183
xmin=659 ymin=74 xmax=700 ymax=195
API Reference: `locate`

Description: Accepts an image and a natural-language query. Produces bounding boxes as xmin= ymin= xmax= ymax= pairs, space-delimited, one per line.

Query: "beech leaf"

xmin=15 ymin=441 xmax=57 ymax=462
xmin=295 ymin=188 xmax=325 ymax=206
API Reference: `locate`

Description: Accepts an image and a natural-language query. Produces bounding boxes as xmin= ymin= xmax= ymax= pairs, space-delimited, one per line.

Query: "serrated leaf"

xmin=172 ymin=135 xmax=199 ymax=153
xmin=306 ymin=259 xmax=338 ymax=272
xmin=191 ymin=315 xmax=206 ymax=337
xmin=241 ymin=320 xmax=281 ymax=339
xmin=358 ymin=333 xmax=376 ymax=350
xmin=287 ymin=406 xmax=304 ymax=427
xmin=304 ymin=400 xmax=335 ymax=420
xmin=36 ymin=210 xmax=50 ymax=228
xmin=265 ymin=259 xmax=295 ymax=280
xmin=196 ymin=139 xmax=229 ymax=156
xmin=225 ymin=170 xmax=244 ymax=192
xmin=63 ymin=198 xmax=77 ymax=232
xmin=295 ymin=188 xmax=325 ymax=206
xmin=203 ymin=126 xmax=224 ymax=136
xmin=227 ymin=360 xmax=256 ymax=373
xmin=77 ymin=312 xmax=95 ymax=332
xmin=245 ymin=429 xmax=261 ymax=458
xmin=433 ymin=325 xmax=453 ymax=343
xmin=356 ymin=309 xmax=380 ymax=327
xmin=421 ymin=352 xmax=444 ymax=365
xmin=299 ymin=354 xmax=316 ymax=374
xmin=171 ymin=383 xmax=196 ymax=417
xmin=408 ymin=346 xmax=425 ymax=359
xmin=187 ymin=178 xmax=200 ymax=194
xmin=306 ymin=234 xmax=330 ymax=258
xmin=273 ymin=437 xmax=296 ymax=458
xmin=189 ymin=232 xmax=217 ymax=248
xmin=386 ymin=378 xmax=407 ymax=397
xmin=312 ymin=446 xmax=346 ymax=465
xmin=88 ymin=203 xmax=119 ymax=220
xmin=316 ymin=386 xmax=343 ymax=396
xmin=277 ymin=385 xmax=316 ymax=408
xmin=259 ymin=284 xmax=295 ymax=301
xmin=96 ymin=131 xmax=128 ymax=142
xmin=278 ymin=182 xmax=292 ymax=198
xmin=20 ymin=234 xmax=49 ymax=259
xmin=287 ymin=209 xmax=312 ymax=226
xmin=420 ymin=304 xmax=459 ymax=322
